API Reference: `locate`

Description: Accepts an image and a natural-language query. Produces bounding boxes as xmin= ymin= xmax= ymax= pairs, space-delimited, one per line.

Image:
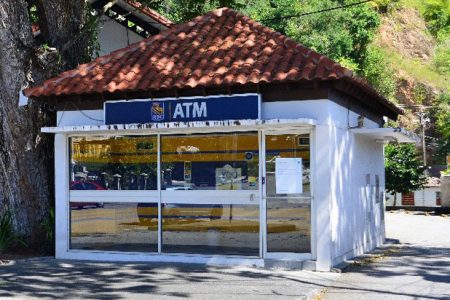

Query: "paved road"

xmin=323 ymin=211 xmax=450 ymax=300
xmin=0 ymin=258 xmax=338 ymax=299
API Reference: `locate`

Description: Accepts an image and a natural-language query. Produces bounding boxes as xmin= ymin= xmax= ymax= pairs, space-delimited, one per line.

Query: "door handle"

xmin=250 ymin=193 xmax=255 ymax=201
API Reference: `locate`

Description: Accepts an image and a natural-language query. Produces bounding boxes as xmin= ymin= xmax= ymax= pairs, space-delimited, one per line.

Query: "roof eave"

xmin=339 ymin=77 xmax=403 ymax=120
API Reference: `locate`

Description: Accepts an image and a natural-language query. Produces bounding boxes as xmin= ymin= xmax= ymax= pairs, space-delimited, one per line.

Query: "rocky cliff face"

xmin=375 ymin=5 xmax=449 ymax=138
xmin=379 ymin=7 xmax=434 ymax=62
xmin=377 ymin=6 xmax=441 ymax=106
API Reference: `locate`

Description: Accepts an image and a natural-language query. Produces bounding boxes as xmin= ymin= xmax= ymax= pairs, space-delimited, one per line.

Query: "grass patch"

xmin=379 ymin=47 xmax=450 ymax=91
xmin=399 ymin=0 xmax=426 ymax=13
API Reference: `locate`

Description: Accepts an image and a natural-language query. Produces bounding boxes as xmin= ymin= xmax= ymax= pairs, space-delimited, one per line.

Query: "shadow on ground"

xmin=326 ymin=244 xmax=450 ymax=299
xmin=0 ymin=259 xmax=336 ymax=299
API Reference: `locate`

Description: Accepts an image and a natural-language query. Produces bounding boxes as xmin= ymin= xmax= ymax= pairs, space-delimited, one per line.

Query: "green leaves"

xmin=0 ymin=211 xmax=26 ymax=253
xmin=432 ymin=92 xmax=450 ymax=164
xmin=0 ymin=211 xmax=14 ymax=253
xmin=423 ymin=0 xmax=450 ymax=40
xmin=359 ymin=46 xmax=396 ymax=99
xmin=433 ymin=39 xmax=450 ymax=75
xmin=41 ymin=208 xmax=55 ymax=243
xmin=385 ymin=144 xmax=428 ymax=195
xmin=245 ymin=0 xmax=380 ymax=68
xmin=147 ymin=0 xmax=246 ymax=23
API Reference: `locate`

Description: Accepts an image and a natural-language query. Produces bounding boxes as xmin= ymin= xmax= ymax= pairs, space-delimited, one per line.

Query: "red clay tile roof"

xmin=24 ymin=7 xmax=401 ymax=116
xmin=125 ymin=0 xmax=173 ymax=28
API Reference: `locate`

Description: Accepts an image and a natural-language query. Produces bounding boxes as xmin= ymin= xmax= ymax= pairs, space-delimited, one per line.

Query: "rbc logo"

xmin=151 ymin=102 xmax=165 ymax=121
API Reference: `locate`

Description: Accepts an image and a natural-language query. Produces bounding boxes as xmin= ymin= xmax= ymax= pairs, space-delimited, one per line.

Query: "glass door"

xmin=160 ymin=132 xmax=260 ymax=256
xmin=263 ymin=132 xmax=312 ymax=259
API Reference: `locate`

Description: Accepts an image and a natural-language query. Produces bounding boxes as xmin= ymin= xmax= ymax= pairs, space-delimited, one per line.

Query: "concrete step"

xmin=264 ymin=259 xmax=316 ymax=270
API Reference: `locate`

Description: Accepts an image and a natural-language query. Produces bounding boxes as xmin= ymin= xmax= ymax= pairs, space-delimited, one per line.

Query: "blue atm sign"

xmin=104 ymin=94 xmax=260 ymax=125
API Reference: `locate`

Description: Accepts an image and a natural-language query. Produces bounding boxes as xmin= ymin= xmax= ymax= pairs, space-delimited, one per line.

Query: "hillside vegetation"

xmin=375 ymin=0 xmax=449 ymax=165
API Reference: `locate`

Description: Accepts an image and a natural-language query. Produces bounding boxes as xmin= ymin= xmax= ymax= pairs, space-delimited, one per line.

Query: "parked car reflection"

xmin=70 ymin=180 xmax=105 ymax=209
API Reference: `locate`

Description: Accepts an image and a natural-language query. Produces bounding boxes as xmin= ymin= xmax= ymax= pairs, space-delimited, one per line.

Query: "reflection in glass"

xmin=265 ymin=134 xmax=311 ymax=253
xmin=265 ymin=134 xmax=310 ymax=197
xmin=161 ymin=133 xmax=259 ymax=190
xmin=70 ymin=203 xmax=157 ymax=252
xmin=267 ymin=199 xmax=311 ymax=253
xmin=69 ymin=136 xmax=157 ymax=190
xmin=162 ymin=204 xmax=259 ymax=256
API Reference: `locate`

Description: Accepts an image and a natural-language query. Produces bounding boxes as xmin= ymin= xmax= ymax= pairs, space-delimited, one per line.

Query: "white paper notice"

xmin=275 ymin=158 xmax=303 ymax=194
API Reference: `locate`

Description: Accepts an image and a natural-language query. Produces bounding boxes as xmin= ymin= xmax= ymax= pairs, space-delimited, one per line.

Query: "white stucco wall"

xmin=57 ymin=110 xmax=104 ymax=127
xmin=97 ymin=15 xmax=144 ymax=56
xmin=263 ymin=99 xmax=385 ymax=269
xmin=262 ymin=100 xmax=380 ymax=129
xmin=329 ymin=131 xmax=385 ymax=266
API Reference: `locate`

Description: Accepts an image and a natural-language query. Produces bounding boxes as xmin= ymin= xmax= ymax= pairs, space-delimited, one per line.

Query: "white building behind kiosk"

xmin=33 ymin=1 xmax=173 ymax=55
xmin=24 ymin=8 xmax=414 ymax=271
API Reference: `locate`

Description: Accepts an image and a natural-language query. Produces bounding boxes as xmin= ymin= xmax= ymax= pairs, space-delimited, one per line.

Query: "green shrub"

xmin=435 ymin=92 xmax=450 ymax=138
xmin=372 ymin=0 xmax=400 ymax=13
xmin=433 ymin=39 xmax=450 ymax=75
xmin=359 ymin=45 xmax=397 ymax=99
xmin=423 ymin=0 xmax=450 ymax=39
xmin=244 ymin=0 xmax=380 ymax=67
xmin=0 ymin=211 xmax=25 ymax=253
xmin=431 ymin=92 xmax=450 ymax=164
xmin=41 ymin=208 xmax=55 ymax=243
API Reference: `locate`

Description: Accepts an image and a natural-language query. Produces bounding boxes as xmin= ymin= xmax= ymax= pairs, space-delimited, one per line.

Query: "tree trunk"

xmin=0 ymin=0 xmax=89 ymax=245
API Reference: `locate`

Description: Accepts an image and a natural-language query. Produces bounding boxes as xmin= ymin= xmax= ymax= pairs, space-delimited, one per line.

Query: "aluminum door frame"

xmin=261 ymin=129 xmax=314 ymax=260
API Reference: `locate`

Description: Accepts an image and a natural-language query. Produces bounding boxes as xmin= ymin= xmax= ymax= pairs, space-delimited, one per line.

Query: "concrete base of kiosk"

xmin=56 ymin=250 xmax=317 ymax=270
xmin=264 ymin=259 xmax=317 ymax=271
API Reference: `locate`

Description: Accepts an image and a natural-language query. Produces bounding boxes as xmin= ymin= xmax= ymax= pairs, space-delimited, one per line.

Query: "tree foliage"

xmin=359 ymin=46 xmax=396 ymax=99
xmin=385 ymin=144 xmax=427 ymax=198
xmin=433 ymin=39 xmax=450 ymax=76
xmin=432 ymin=92 xmax=450 ymax=164
xmin=243 ymin=0 xmax=380 ymax=68
xmin=423 ymin=0 xmax=450 ymax=40
xmin=144 ymin=0 xmax=244 ymax=23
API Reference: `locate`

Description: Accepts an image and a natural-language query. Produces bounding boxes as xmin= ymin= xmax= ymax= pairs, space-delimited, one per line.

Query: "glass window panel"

xmin=267 ymin=198 xmax=311 ymax=253
xmin=70 ymin=202 xmax=158 ymax=252
xmin=161 ymin=133 xmax=259 ymax=190
xmin=70 ymin=136 xmax=157 ymax=190
xmin=265 ymin=134 xmax=310 ymax=197
xmin=265 ymin=133 xmax=311 ymax=254
xmin=161 ymin=204 xmax=259 ymax=256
